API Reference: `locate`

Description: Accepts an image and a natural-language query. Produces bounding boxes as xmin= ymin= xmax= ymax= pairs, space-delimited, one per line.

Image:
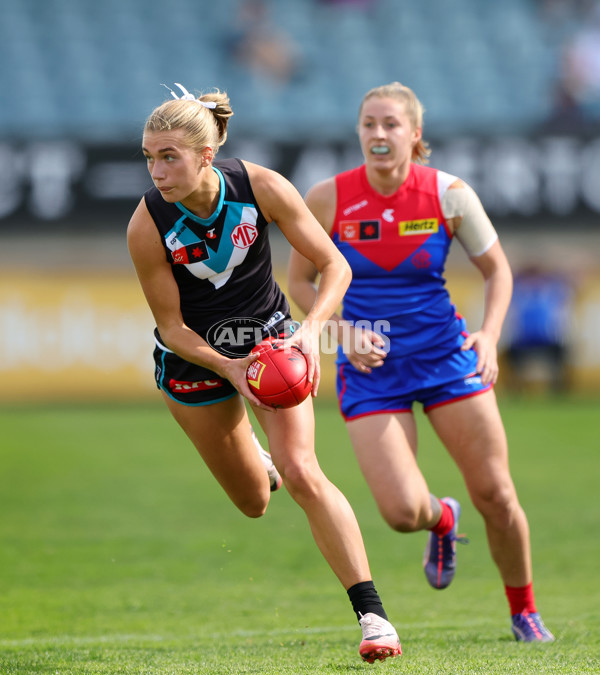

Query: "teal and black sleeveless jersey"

xmin=144 ymin=158 xmax=289 ymax=342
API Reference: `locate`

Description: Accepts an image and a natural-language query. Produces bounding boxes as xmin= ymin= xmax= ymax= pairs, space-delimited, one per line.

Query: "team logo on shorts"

xmin=464 ymin=375 xmax=482 ymax=386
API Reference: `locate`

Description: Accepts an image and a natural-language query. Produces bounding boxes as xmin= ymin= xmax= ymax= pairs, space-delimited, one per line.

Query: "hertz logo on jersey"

xmin=398 ymin=219 xmax=439 ymax=236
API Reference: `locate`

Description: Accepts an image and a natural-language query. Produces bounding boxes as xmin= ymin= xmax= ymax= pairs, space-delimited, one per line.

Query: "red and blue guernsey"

xmin=332 ymin=163 xmax=490 ymax=417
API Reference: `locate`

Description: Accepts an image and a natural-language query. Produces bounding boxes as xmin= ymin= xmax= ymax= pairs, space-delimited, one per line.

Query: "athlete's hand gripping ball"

xmin=246 ymin=339 xmax=311 ymax=408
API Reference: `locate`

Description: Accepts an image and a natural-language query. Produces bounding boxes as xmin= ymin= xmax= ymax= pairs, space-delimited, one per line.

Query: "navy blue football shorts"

xmin=337 ymin=336 xmax=492 ymax=421
xmin=152 ymin=315 xmax=298 ymax=406
xmin=153 ymin=337 xmax=238 ymax=407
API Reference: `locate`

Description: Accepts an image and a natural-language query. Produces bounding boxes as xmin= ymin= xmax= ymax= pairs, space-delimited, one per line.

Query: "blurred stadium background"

xmin=1 ymin=0 xmax=600 ymax=402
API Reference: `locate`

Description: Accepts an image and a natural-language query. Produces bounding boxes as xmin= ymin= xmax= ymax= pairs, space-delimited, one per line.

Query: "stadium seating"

xmin=0 ymin=0 xmax=567 ymax=140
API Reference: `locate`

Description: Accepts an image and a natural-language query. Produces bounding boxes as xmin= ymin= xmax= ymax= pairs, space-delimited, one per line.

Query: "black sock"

xmin=347 ymin=580 xmax=388 ymax=623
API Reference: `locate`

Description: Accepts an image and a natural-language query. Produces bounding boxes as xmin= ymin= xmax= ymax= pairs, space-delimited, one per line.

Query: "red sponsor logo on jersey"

xmin=339 ymin=220 xmax=380 ymax=242
xmin=171 ymin=242 xmax=209 ymax=264
xmin=341 ymin=221 xmax=359 ymax=241
xmin=172 ymin=248 xmax=189 ymax=264
xmin=170 ymin=378 xmax=223 ymax=393
xmin=231 ymin=223 xmax=258 ymax=248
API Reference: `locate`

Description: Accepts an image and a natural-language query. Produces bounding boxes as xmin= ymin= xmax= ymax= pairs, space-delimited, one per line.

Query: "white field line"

xmin=0 ymin=620 xmax=496 ymax=649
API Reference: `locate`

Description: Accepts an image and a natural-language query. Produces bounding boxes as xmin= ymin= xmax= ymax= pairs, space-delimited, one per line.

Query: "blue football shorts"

xmin=337 ymin=336 xmax=492 ymax=420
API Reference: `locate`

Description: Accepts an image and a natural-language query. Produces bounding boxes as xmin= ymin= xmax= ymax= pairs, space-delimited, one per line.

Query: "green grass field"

xmin=1 ymin=395 xmax=599 ymax=674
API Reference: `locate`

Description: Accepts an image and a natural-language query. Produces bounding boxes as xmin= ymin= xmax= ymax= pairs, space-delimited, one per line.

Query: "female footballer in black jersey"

xmin=126 ymin=84 xmax=401 ymax=663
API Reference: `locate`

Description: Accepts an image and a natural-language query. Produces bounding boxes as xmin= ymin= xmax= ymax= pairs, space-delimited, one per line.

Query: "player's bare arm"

xmin=461 ymin=240 xmax=513 ymax=385
xmin=245 ymin=161 xmax=351 ymax=393
xmin=287 ymin=178 xmax=337 ymax=319
xmin=290 ymin=178 xmax=385 ymax=373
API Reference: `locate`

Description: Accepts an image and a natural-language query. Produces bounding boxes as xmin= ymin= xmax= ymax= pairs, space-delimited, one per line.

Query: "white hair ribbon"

xmin=161 ymin=83 xmax=217 ymax=109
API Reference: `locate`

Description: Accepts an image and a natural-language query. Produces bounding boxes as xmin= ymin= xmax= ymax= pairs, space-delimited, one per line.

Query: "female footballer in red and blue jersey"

xmin=331 ymin=160 xmax=492 ymax=417
xmin=289 ymin=82 xmax=554 ymax=643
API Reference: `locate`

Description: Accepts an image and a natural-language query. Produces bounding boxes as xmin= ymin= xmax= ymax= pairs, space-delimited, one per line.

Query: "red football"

xmin=246 ymin=339 xmax=312 ymax=408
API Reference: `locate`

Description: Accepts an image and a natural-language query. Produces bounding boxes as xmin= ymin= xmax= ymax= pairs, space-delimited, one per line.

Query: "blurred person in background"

xmin=545 ymin=1 xmax=600 ymax=130
xmin=224 ymin=0 xmax=303 ymax=89
xmin=127 ymin=83 xmax=401 ymax=663
xmin=289 ymin=82 xmax=555 ymax=642
xmin=504 ymin=264 xmax=574 ymax=393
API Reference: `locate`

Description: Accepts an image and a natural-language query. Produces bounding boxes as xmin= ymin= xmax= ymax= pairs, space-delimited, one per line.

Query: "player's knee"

xmin=383 ymin=503 xmax=424 ymax=532
xmin=234 ymin=492 xmax=270 ymax=518
xmin=239 ymin=501 xmax=268 ymax=519
xmin=281 ymin=459 xmax=323 ymax=502
xmin=472 ymin=484 xmax=519 ymax=530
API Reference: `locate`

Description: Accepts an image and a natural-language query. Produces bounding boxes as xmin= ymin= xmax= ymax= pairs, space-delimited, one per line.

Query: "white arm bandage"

xmin=439 ymin=173 xmax=498 ymax=258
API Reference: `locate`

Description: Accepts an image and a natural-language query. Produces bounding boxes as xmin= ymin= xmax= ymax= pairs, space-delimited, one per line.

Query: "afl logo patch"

xmin=231 ymin=223 xmax=258 ymax=248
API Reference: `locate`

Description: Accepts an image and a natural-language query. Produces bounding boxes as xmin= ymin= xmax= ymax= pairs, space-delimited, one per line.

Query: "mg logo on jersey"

xmin=231 ymin=222 xmax=258 ymax=248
